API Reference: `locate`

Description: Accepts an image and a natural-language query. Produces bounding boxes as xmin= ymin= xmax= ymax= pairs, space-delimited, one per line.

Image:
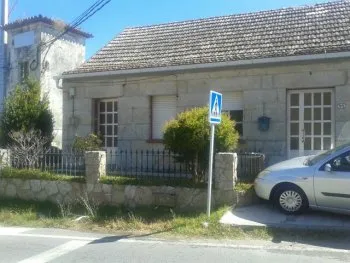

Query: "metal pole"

xmin=1 ymin=0 xmax=8 ymax=43
xmin=206 ymin=124 xmax=215 ymax=217
xmin=0 ymin=0 xmax=8 ymax=111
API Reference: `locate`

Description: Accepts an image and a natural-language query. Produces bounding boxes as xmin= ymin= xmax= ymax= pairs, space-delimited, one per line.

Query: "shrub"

xmin=8 ymin=130 xmax=52 ymax=167
xmin=0 ymin=167 xmax=85 ymax=183
xmin=72 ymin=134 xmax=103 ymax=152
xmin=163 ymin=106 xmax=239 ymax=183
xmin=0 ymin=79 xmax=54 ymax=146
xmin=100 ymin=175 xmax=206 ymax=188
xmin=234 ymin=182 xmax=254 ymax=192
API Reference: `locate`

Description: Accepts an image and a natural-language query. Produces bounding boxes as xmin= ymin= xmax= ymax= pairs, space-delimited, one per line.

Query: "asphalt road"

xmin=1 ymin=227 xmax=350 ymax=263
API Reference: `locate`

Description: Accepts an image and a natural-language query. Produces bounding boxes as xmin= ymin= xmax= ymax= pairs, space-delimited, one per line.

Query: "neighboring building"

xmin=3 ymin=15 xmax=92 ymax=147
xmin=62 ymin=1 xmax=350 ymax=164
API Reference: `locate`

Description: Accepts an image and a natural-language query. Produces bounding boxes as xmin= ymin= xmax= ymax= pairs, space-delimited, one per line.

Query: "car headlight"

xmin=257 ymin=170 xmax=270 ymax=179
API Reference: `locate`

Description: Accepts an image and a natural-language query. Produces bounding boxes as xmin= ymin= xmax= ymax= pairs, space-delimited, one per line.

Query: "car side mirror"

xmin=325 ymin=163 xmax=332 ymax=172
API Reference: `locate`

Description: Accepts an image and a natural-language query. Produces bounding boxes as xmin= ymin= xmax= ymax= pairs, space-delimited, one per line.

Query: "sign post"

xmin=207 ymin=90 xmax=222 ymax=217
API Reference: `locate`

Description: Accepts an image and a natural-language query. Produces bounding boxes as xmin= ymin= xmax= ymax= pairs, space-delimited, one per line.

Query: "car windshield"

xmin=306 ymin=143 xmax=350 ymax=166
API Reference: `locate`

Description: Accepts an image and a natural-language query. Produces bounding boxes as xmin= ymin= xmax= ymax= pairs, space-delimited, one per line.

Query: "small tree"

xmin=72 ymin=134 xmax=103 ymax=152
xmin=0 ymin=79 xmax=54 ymax=146
xmin=163 ymin=106 xmax=239 ymax=183
xmin=9 ymin=130 xmax=52 ymax=167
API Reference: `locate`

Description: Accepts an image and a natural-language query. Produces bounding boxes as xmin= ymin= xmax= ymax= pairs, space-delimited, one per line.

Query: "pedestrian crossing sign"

xmin=209 ymin=90 xmax=222 ymax=124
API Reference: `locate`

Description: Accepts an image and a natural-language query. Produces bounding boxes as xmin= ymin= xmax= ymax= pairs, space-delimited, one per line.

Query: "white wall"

xmin=6 ymin=22 xmax=87 ymax=148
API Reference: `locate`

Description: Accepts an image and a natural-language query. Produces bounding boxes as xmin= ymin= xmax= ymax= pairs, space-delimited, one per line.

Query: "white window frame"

xmin=287 ymin=89 xmax=334 ymax=158
xmin=98 ymin=99 xmax=118 ymax=148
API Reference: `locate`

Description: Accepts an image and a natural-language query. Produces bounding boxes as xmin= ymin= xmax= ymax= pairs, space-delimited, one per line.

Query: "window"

xmin=98 ymin=99 xmax=118 ymax=148
xmin=14 ymin=31 xmax=35 ymax=48
xmin=227 ymin=110 xmax=243 ymax=135
xmin=329 ymin=151 xmax=350 ymax=172
xmin=151 ymin=95 xmax=176 ymax=140
xmin=19 ymin=61 xmax=29 ymax=82
xmin=222 ymin=92 xmax=243 ymax=136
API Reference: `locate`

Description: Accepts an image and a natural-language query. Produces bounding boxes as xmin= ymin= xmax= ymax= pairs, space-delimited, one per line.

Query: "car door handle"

xmin=300 ymin=177 xmax=309 ymax=180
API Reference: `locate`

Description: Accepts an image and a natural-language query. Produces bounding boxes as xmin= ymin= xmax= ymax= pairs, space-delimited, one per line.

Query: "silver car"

xmin=254 ymin=143 xmax=350 ymax=215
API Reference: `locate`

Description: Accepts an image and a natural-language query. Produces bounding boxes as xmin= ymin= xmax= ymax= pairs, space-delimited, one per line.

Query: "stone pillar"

xmin=85 ymin=151 xmax=106 ymax=184
xmin=214 ymin=152 xmax=237 ymax=190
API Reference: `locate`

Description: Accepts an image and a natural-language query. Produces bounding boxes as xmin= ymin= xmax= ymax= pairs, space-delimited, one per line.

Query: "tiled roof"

xmin=3 ymin=15 xmax=93 ymax=38
xmin=67 ymin=0 xmax=350 ymax=75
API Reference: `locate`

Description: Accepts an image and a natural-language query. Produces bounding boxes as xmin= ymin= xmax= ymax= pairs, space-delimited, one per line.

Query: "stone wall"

xmin=0 ymin=152 xmax=237 ymax=210
xmin=0 ymin=180 xmax=232 ymax=211
xmin=0 ymin=178 xmax=84 ymax=204
xmin=63 ymin=59 xmax=350 ymax=163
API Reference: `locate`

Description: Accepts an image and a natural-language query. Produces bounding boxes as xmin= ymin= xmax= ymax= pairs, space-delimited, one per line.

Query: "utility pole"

xmin=0 ymin=0 xmax=8 ymax=112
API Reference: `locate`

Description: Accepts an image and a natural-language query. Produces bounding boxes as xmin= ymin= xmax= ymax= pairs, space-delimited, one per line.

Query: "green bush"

xmin=72 ymin=134 xmax=103 ymax=152
xmin=163 ymin=106 xmax=239 ymax=182
xmin=234 ymin=182 xmax=254 ymax=192
xmin=0 ymin=79 xmax=54 ymax=146
xmin=0 ymin=167 xmax=85 ymax=183
xmin=100 ymin=175 xmax=206 ymax=188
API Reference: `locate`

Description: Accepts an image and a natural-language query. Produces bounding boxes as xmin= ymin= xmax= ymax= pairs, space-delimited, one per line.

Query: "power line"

xmin=68 ymin=0 xmax=105 ymax=30
xmin=9 ymin=0 xmax=19 ymax=18
xmin=35 ymin=0 xmax=111 ymax=73
xmin=43 ymin=0 xmax=111 ymax=47
xmin=7 ymin=0 xmax=111 ymax=73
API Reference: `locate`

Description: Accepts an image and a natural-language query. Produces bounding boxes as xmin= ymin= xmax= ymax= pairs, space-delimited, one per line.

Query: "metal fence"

xmin=8 ymin=148 xmax=85 ymax=176
xmin=237 ymin=152 xmax=265 ymax=182
xmin=106 ymin=149 xmax=192 ymax=179
xmin=2 ymin=147 xmax=265 ymax=181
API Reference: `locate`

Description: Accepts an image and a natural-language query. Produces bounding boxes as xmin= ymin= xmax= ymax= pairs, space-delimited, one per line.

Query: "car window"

xmin=308 ymin=143 xmax=350 ymax=166
xmin=329 ymin=151 xmax=350 ymax=172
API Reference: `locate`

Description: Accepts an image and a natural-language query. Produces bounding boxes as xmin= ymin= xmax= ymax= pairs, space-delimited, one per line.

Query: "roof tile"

xmin=67 ymin=0 xmax=350 ymax=74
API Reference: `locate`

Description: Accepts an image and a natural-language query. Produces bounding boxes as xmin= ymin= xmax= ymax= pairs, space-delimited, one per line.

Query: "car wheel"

xmin=274 ymin=185 xmax=308 ymax=215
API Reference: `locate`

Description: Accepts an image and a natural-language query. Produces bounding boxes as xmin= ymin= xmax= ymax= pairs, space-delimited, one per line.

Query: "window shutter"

xmin=222 ymin=92 xmax=243 ymax=110
xmin=152 ymin=96 xmax=176 ymax=139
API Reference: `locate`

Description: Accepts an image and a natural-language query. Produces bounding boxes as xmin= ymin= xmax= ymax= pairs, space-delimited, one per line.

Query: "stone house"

xmin=62 ymin=1 xmax=350 ymax=164
xmin=3 ymin=15 xmax=92 ymax=147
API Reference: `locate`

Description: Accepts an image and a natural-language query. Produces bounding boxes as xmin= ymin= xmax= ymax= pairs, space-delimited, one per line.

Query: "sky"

xmin=8 ymin=0 xmax=332 ymax=59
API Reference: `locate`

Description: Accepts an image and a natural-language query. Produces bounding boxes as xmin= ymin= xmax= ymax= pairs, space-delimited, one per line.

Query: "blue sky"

xmin=9 ymin=0 xmax=331 ymax=58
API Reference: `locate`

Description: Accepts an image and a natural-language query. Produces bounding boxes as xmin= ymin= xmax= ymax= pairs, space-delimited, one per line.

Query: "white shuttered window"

xmin=152 ymin=96 xmax=177 ymax=139
xmin=222 ymin=92 xmax=243 ymax=136
xmin=222 ymin=92 xmax=243 ymax=111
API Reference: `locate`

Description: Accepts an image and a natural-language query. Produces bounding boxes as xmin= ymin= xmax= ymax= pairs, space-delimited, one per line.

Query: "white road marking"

xmin=18 ymin=240 xmax=90 ymax=263
xmin=0 ymin=227 xmax=349 ymax=254
xmin=0 ymin=232 xmax=97 ymax=241
xmin=0 ymin=227 xmax=33 ymax=235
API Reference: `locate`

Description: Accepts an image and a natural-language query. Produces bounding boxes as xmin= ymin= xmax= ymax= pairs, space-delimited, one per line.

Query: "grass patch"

xmin=100 ymin=175 xmax=206 ymax=188
xmin=0 ymin=167 xmax=85 ymax=183
xmin=0 ymin=198 xmax=251 ymax=239
xmin=0 ymin=197 xmax=349 ymax=242
xmin=234 ymin=182 xmax=254 ymax=192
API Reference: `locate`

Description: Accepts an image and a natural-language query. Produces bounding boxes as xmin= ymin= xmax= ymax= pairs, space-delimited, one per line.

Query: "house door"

xmin=98 ymin=99 xmax=118 ymax=170
xmin=287 ymin=89 xmax=334 ymax=159
xmin=98 ymin=99 xmax=118 ymax=151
